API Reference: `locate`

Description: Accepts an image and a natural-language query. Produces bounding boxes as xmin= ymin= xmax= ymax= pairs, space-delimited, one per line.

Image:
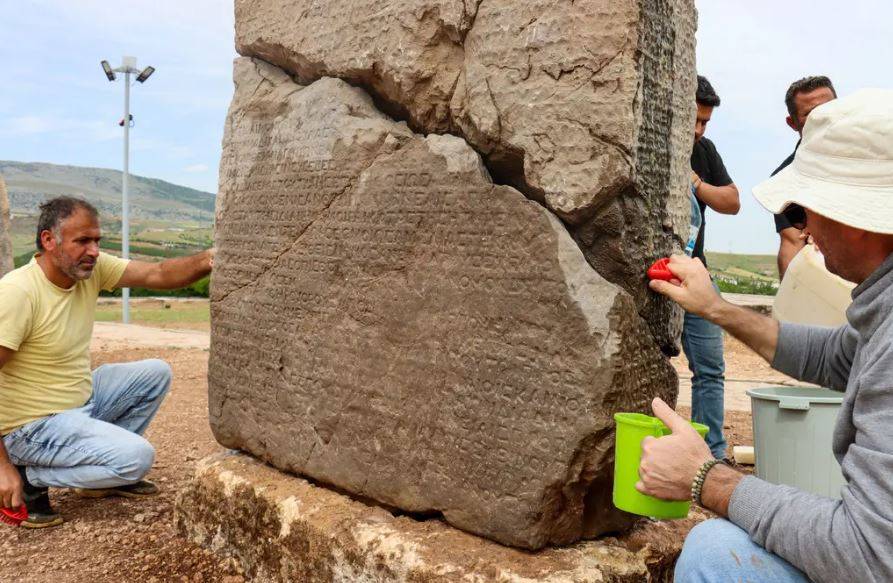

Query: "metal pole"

xmin=122 ymin=70 xmax=131 ymax=324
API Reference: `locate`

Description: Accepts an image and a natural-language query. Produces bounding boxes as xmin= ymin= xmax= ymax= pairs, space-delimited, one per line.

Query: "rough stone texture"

xmin=234 ymin=0 xmax=697 ymax=351
xmin=177 ymin=453 xmax=697 ymax=582
xmin=210 ymin=58 xmax=676 ymax=549
xmin=0 ymin=176 xmax=13 ymax=277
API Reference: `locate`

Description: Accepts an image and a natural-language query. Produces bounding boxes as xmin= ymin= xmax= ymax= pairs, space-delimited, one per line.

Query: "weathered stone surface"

xmin=0 ymin=176 xmax=13 ymax=277
xmin=176 ymin=453 xmax=696 ymax=582
xmin=234 ymin=0 xmax=697 ymax=351
xmin=210 ymin=58 xmax=676 ymax=549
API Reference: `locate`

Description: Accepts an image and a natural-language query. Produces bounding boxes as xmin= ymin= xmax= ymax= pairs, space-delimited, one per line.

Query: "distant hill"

xmin=0 ymin=161 xmax=215 ymax=223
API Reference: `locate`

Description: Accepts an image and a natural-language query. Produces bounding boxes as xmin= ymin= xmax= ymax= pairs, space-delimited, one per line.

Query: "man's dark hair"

xmin=696 ymin=75 xmax=721 ymax=107
xmin=785 ymin=76 xmax=837 ymax=120
xmin=35 ymin=196 xmax=99 ymax=251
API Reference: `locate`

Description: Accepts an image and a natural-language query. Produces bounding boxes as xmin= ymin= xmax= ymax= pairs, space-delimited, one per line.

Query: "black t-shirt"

xmin=772 ymin=142 xmax=799 ymax=232
xmin=690 ymin=137 xmax=733 ymax=263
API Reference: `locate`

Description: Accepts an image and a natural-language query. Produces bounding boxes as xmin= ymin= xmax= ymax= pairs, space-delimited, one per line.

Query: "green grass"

xmin=706 ymin=252 xmax=777 ymax=279
xmin=95 ymin=301 xmax=210 ymax=329
xmin=706 ymin=252 xmax=779 ymax=296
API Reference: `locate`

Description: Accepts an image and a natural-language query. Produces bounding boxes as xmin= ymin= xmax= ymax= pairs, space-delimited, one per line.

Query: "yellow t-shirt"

xmin=0 ymin=252 xmax=129 ymax=435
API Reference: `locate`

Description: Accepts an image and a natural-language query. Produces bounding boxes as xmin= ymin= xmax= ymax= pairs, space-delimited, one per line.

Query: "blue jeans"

xmin=2 ymin=359 xmax=171 ymax=489
xmin=676 ymin=519 xmax=810 ymax=582
xmin=682 ymin=310 xmax=727 ymax=458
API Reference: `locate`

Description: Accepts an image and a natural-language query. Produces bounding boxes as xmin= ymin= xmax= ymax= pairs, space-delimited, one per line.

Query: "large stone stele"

xmin=176 ymin=453 xmax=692 ymax=582
xmin=210 ymin=58 xmax=676 ymax=550
xmin=0 ymin=176 xmax=13 ymax=277
xmin=234 ymin=0 xmax=697 ymax=353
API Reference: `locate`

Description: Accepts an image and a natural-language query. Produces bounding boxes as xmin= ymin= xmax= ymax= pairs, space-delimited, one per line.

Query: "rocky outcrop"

xmin=176 ymin=453 xmax=694 ymax=582
xmin=209 ymin=58 xmax=676 ymax=550
xmin=0 ymin=176 xmax=13 ymax=277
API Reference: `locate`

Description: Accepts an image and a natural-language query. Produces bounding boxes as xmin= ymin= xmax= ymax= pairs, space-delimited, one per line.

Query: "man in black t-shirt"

xmin=772 ymin=76 xmax=837 ymax=278
xmin=685 ymin=76 xmax=740 ymax=459
xmin=690 ymin=76 xmax=741 ymax=264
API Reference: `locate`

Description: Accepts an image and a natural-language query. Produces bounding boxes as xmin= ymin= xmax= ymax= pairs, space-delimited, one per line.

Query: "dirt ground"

xmin=674 ymin=334 xmax=806 ymax=412
xmin=0 ymin=347 xmax=239 ymax=583
xmin=0 ymin=327 xmax=768 ymax=582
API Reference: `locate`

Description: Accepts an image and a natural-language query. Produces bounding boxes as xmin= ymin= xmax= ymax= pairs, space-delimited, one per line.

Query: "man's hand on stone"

xmin=648 ymin=255 xmax=723 ymax=318
xmin=0 ymin=462 xmax=24 ymax=509
xmin=635 ymin=398 xmax=713 ymax=501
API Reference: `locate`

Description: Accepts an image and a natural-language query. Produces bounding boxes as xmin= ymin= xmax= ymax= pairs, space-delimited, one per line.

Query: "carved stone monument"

xmin=0 ymin=176 xmax=14 ymax=277
xmin=234 ymin=0 xmax=697 ymax=352
xmin=202 ymin=0 xmax=696 ymax=558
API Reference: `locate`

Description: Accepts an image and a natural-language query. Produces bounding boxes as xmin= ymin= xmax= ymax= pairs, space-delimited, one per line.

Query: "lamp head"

xmin=101 ymin=60 xmax=116 ymax=82
xmin=136 ymin=66 xmax=155 ymax=83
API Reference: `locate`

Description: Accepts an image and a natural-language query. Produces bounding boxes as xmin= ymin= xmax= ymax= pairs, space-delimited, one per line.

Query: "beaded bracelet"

xmin=691 ymin=459 xmax=723 ymax=505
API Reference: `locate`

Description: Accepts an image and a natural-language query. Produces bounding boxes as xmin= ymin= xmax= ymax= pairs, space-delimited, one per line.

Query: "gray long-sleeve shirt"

xmin=729 ymin=252 xmax=893 ymax=583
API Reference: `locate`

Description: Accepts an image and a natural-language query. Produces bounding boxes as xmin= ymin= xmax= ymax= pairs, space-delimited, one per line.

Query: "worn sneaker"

xmin=74 ymin=480 xmax=160 ymax=499
xmin=16 ymin=466 xmax=64 ymax=529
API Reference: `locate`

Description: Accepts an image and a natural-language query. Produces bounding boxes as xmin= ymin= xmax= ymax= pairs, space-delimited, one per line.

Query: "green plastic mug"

xmin=612 ymin=412 xmax=709 ymax=519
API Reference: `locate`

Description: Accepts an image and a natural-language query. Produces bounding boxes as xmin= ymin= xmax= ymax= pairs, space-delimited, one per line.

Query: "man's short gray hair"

xmin=785 ymin=76 xmax=837 ymax=121
xmin=35 ymin=196 xmax=99 ymax=251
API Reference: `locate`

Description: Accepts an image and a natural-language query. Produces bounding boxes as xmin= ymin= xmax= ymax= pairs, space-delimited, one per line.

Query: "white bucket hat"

xmin=753 ymin=88 xmax=893 ymax=234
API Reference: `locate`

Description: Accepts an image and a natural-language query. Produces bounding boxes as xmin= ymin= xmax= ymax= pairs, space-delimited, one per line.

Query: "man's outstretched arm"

xmin=116 ymin=248 xmax=214 ymax=290
xmin=648 ymin=255 xmax=779 ymax=362
xmin=651 ymin=255 xmax=856 ymax=389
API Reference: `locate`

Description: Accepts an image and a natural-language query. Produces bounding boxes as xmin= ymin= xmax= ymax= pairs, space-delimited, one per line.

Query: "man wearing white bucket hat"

xmin=639 ymin=89 xmax=893 ymax=583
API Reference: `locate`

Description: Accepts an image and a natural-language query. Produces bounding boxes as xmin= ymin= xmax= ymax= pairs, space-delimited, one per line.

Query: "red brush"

xmin=647 ymin=257 xmax=674 ymax=281
xmin=1 ymin=506 xmax=28 ymax=527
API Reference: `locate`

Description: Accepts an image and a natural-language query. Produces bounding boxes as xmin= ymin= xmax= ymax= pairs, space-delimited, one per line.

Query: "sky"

xmin=0 ymin=1 xmax=890 ymax=254
xmin=0 ymin=1 xmax=236 ymax=194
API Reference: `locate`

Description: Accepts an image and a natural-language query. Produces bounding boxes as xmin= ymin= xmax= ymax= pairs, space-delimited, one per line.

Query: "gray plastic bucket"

xmin=747 ymin=387 xmax=846 ymax=498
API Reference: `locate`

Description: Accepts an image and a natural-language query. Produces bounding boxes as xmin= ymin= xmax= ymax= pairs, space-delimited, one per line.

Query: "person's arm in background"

xmin=691 ymin=140 xmax=740 ymax=215
xmin=777 ymin=227 xmax=806 ymax=278
xmin=692 ymin=171 xmax=740 ymax=215
xmin=0 ymin=346 xmax=24 ymax=511
xmin=775 ymin=208 xmax=808 ymax=279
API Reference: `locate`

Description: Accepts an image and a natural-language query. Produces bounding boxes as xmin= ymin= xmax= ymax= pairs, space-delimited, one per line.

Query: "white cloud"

xmin=184 ymin=164 xmax=209 ymax=173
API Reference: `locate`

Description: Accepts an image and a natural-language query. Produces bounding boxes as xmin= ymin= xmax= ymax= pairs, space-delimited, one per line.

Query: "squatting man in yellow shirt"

xmin=0 ymin=196 xmax=213 ymax=528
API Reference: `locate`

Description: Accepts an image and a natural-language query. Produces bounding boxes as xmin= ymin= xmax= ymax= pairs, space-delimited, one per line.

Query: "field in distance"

xmin=95 ymin=298 xmax=210 ymax=331
xmin=706 ymin=252 xmax=778 ymax=296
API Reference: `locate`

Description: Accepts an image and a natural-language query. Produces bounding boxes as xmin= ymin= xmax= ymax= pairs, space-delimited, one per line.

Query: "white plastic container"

xmin=747 ymin=386 xmax=846 ymax=498
xmin=773 ymin=244 xmax=854 ymax=326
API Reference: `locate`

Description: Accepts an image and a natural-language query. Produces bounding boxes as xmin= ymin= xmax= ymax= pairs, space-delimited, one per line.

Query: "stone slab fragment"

xmin=210 ymin=58 xmax=676 ymax=549
xmin=176 ymin=453 xmax=694 ymax=582
xmin=0 ymin=176 xmax=13 ymax=277
xmin=234 ymin=0 xmax=697 ymax=352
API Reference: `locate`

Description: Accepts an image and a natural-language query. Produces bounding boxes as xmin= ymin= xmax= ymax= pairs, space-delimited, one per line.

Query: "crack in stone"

xmin=214 ymin=137 xmax=399 ymax=305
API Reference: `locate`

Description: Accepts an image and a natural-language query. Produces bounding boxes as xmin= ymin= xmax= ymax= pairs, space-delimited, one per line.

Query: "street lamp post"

xmin=100 ymin=57 xmax=155 ymax=324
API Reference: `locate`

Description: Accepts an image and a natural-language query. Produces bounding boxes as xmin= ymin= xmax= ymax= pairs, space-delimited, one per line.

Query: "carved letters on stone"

xmin=209 ymin=58 xmax=677 ymax=550
xmin=234 ymin=0 xmax=698 ymax=351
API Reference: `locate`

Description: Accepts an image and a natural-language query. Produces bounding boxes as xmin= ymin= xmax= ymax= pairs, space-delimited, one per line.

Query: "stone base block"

xmin=176 ymin=453 xmax=699 ymax=582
